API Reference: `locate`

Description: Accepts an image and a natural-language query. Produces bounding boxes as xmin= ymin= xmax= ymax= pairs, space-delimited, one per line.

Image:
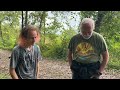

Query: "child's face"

xmin=27 ymin=30 xmax=38 ymax=46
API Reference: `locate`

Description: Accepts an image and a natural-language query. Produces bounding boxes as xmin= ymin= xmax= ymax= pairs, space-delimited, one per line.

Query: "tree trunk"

xmin=0 ymin=21 xmax=5 ymax=47
xmin=43 ymin=13 xmax=46 ymax=44
xmin=39 ymin=11 xmax=46 ymax=31
xmin=21 ymin=11 xmax=24 ymax=29
xmin=95 ymin=11 xmax=108 ymax=33
xmin=25 ymin=11 xmax=28 ymax=26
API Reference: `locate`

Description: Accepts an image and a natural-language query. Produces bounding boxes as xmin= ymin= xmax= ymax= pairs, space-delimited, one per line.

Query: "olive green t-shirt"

xmin=68 ymin=31 xmax=107 ymax=63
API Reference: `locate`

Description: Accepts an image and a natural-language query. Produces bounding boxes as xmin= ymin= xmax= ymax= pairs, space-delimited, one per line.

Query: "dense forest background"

xmin=0 ymin=11 xmax=120 ymax=70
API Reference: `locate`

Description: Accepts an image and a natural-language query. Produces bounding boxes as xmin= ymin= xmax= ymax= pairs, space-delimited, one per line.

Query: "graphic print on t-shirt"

xmin=75 ymin=42 xmax=98 ymax=62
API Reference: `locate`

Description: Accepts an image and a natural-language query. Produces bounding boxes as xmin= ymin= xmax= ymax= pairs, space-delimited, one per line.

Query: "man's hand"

xmin=90 ymin=71 xmax=102 ymax=79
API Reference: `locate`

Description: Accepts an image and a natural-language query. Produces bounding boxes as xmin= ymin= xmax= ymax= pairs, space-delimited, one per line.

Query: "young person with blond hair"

xmin=9 ymin=25 xmax=42 ymax=79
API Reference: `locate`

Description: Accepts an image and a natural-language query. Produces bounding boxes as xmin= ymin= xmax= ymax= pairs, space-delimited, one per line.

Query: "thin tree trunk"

xmin=39 ymin=11 xmax=46 ymax=31
xmin=0 ymin=21 xmax=5 ymax=47
xmin=43 ymin=14 xmax=46 ymax=44
xmin=25 ymin=11 xmax=28 ymax=26
xmin=95 ymin=11 xmax=108 ymax=33
xmin=21 ymin=11 xmax=24 ymax=29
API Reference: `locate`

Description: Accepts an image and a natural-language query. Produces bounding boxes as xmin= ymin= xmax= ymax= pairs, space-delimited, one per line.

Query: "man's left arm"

xmin=36 ymin=45 xmax=42 ymax=79
xmin=99 ymin=50 xmax=109 ymax=73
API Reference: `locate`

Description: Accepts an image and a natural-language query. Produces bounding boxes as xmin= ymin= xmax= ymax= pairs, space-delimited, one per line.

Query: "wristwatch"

xmin=97 ymin=71 xmax=102 ymax=75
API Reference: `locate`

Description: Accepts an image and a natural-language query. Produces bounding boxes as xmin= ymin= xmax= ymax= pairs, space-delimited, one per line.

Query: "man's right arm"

xmin=9 ymin=47 xmax=19 ymax=79
xmin=67 ymin=49 xmax=73 ymax=67
xmin=9 ymin=68 xmax=19 ymax=79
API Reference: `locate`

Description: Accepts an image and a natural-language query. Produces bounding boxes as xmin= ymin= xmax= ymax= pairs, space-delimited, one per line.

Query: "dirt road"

xmin=0 ymin=49 xmax=120 ymax=79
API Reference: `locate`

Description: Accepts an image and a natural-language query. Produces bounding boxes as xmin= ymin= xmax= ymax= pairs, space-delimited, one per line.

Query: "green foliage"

xmin=0 ymin=11 xmax=20 ymax=50
xmin=80 ymin=11 xmax=98 ymax=20
xmin=0 ymin=24 xmax=19 ymax=50
xmin=41 ymin=29 xmax=77 ymax=59
xmin=107 ymin=51 xmax=120 ymax=70
xmin=0 ymin=73 xmax=10 ymax=79
xmin=97 ymin=11 xmax=120 ymax=70
xmin=42 ymin=44 xmax=66 ymax=59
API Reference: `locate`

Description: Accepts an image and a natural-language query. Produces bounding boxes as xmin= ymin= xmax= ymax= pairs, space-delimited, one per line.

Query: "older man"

xmin=68 ymin=18 xmax=109 ymax=79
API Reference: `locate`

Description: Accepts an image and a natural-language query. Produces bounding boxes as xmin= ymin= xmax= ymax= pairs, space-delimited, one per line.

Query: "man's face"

xmin=27 ymin=30 xmax=38 ymax=46
xmin=81 ymin=23 xmax=93 ymax=39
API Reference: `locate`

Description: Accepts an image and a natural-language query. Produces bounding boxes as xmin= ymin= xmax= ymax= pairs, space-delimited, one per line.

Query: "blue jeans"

xmin=70 ymin=60 xmax=100 ymax=79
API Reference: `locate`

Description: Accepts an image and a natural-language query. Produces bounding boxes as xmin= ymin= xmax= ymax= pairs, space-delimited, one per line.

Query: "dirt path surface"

xmin=0 ymin=49 xmax=120 ymax=79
